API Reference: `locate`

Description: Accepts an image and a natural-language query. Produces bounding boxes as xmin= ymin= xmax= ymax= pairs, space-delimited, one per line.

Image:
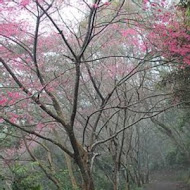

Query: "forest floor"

xmin=143 ymin=169 xmax=190 ymax=190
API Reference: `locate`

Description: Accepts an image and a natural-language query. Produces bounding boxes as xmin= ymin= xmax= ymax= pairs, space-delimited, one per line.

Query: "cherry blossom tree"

xmin=0 ymin=0 xmax=189 ymax=189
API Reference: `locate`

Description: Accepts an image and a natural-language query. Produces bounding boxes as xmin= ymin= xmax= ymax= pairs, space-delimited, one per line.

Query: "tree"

xmin=0 ymin=0 xmax=189 ymax=189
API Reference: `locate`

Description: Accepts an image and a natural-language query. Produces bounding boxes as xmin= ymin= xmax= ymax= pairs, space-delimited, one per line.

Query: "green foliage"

xmin=55 ymin=169 xmax=73 ymax=189
xmin=166 ymin=149 xmax=189 ymax=166
xmin=184 ymin=1 xmax=190 ymax=19
xmin=186 ymin=6 xmax=190 ymax=17
xmin=12 ymin=184 xmax=42 ymax=190
xmin=11 ymin=162 xmax=43 ymax=190
xmin=94 ymin=174 xmax=113 ymax=190
xmin=93 ymin=157 xmax=113 ymax=189
xmin=160 ymin=67 xmax=190 ymax=107
xmin=32 ymin=185 xmax=42 ymax=190
xmin=11 ymin=160 xmax=80 ymax=190
xmin=131 ymin=184 xmax=143 ymax=190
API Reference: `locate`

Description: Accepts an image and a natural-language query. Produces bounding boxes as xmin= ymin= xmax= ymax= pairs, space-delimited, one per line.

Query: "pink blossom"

xmin=92 ymin=3 xmax=98 ymax=9
xmin=151 ymin=3 xmax=156 ymax=7
xmin=0 ymin=97 xmax=8 ymax=106
xmin=20 ymin=0 xmax=30 ymax=6
xmin=7 ymin=92 xmax=21 ymax=99
xmin=8 ymin=113 xmax=19 ymax=124
xmin=0 ymin=23 xmax=19 ymax=36
xmin=121 ymin=29 xmax=137 ymax=37
xmin=143 ymin=0 xmax=149 ymax=4
xmin=5 ymin=148 xmax=16 ymax=157
xmin=36 ymin=123 xmax=45 ymax=130
xmin=104 ymin=2 xmax=111 ymax=6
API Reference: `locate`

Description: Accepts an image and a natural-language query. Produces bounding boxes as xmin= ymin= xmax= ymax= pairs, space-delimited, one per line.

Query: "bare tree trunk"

xmin=77 ymin=154 xmax=95 ymax=190
xmin=113 ymin=165 xmax=119 ymax=190
xmin=64 ymin=152 xmax=78 ymax=190
xmin=68 ymin=131 xmax=95 ymax=190
xmin=125 ymin=171 xmax=130 ymax=190
xmin=53 ymin=129 xmax=78 ymax=189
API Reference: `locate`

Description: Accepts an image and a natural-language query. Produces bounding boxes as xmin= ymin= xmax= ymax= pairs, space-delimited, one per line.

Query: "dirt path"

xmin=143 ymin=181 xmax=189 ymax=190
xmin=143 ymin=169 xmax=190 ymax=190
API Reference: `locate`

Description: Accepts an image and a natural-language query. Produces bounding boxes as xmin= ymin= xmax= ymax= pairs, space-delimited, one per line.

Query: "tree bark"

xmin=75 ymin=144 xmax=95 ymax=190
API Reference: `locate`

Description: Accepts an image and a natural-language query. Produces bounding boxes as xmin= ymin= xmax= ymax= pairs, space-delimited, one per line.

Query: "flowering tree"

xmin=0 ymin=0 xmax=189 ymax=189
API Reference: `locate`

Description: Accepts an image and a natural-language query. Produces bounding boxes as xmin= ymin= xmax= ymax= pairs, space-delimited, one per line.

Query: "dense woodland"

xmin=0 ymin=0 xmax=190 ymax=189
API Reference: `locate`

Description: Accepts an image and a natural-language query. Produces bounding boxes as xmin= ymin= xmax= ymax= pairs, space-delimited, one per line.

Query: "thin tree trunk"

xmin=53 ymin=129 xmax=78 ymax=189
xmin=76 ymin=149 xmax=95 ymax=190
xmin=64 ymin=152 xmax=78 ymax=190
